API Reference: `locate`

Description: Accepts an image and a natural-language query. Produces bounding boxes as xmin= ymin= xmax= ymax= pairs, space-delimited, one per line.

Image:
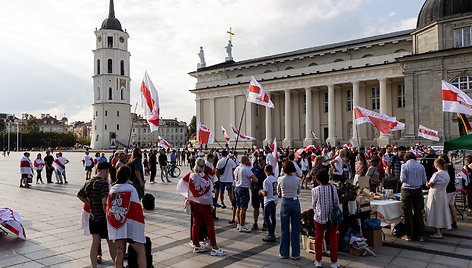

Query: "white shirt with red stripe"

xmin=33 ymin=158 xmax=45 ymax=171
xmin=106 ymin=183 xmax=145 ymax=243
xmin=205 ymin=161 xmax=216 ymax=183
xmin=20 ymin=156 xmax=33 ymax=176
xmin=53 ymin=157 xmax=68 ymax=172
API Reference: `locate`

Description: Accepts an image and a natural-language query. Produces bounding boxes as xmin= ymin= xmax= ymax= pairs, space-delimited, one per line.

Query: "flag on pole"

xmin=197 ymin=122 xmax=214 ymax=145
xmin=418 ymin=125 xmax=440 ymax=142
xmin=140 ymin=72 xmax=160 ymax=132
xmin=247 ymin=76 xmax=274 ymax=108
xmin=271 ymin=138 xmax=279 ymax=178
xmin=457 ymin=113 xmax=472 ymax=136
xmin=390 ymin=120 xmax=405 ymax=132
xmin=442 ymin=80 xmax=472 ymax=116
xmin=158 ymin=136 xmax=171 ymax=149
xmin=310 ymin=130 xmax=319 ymax=139
xmin=460 ymin=165 xmax=469 ymax=186
xmin=253 ymin=146 xmax=263 ymax=152
xmin=354 ymin=106 xmax=397 ymax=133
xmin=231 ymin=124 xmax=256 ymax=141
xmin=221 ymin=126 xmax=230 ymax=143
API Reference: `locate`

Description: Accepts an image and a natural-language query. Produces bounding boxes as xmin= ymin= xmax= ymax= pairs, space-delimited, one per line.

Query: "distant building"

xmin=70 ymin=121 xmax=92 ymax=138
xmin=1 ymin=114 xmax=20 ymax=132
xmin=37 ymin=114 xmax=67 ymax=133
xmin=130 ymin=114 xmax=188 ymax=148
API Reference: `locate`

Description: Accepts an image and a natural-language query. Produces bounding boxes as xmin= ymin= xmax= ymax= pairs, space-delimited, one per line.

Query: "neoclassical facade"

xmin=130 ymin=115 xmax=188 ymax=148
xmin=190 ymin=0 xmax=472 ymax=148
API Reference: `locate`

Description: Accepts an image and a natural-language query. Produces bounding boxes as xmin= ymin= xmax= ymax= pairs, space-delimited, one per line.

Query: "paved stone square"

xmin=1 ymin=152 xmax=472 ymax=268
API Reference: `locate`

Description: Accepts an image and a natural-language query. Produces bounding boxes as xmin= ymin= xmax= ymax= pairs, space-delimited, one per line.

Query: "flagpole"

xmin=355 ymin=123 xmax=360 ymax=148
xmin=213 ymin=139 xmax=226 ymax=150
xmin=233 ymin=100 xmax=247 ymax=154
xmin=127 ymin=101 xmax=139 ymax=148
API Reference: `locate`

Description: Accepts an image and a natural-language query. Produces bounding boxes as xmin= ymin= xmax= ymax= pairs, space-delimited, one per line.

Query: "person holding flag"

xmin=33 ymin=153 xmax=45 ymax=184
xmin=53 ymin=152 xmax=69 ymax=184
xmin=20 ymin=152 xmax=33 ymax=188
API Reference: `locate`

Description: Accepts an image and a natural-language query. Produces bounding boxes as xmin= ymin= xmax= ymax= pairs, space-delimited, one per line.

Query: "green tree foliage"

xmin=0 ymin=120 xmax=5 ymax=132
xmin=0 ymin=131 xmax=77 ymax=149
xmin=189 ymin=116 xmax=196 ymax=135
xmin=21 ymin=114 xmax=39 ymax=133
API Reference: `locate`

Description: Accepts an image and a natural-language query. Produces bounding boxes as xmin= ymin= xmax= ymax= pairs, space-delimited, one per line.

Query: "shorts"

xmin=89 ymin=218 xmax=108 ymax=239
xmin=235 ymin=187 xmax=250 ymax=209
xmin=219 ymin=182 xmax=233 ymax=196
xmin=56 ymin=170 xmax=66 ymax=176
xmin=85 ymin=166 xmax=93 ymax=172
xmin=214 ymin=181 xmax=220 ymax=192
xmin=251 ymin=190 xmax=264 ymax=209
xmin=447 ymin=192 xmax=456 ymax=206
xmin=21 ymin=174 xmax=30 ymax=179
xmin=302 ymin=170 xmax=309 ymax=176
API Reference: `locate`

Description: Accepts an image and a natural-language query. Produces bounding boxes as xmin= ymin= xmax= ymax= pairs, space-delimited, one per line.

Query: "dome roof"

xmin=417 ymin=0 xmax=472 ymax=29
xmin=100 ymin=0 xmax=123 ymax=31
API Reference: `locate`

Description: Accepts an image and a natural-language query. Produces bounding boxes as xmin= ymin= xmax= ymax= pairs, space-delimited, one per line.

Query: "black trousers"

xmin=46 ymin=168 xmax=53 ymax=182
xmin=150 ymin=167 xmax=156 ymax=182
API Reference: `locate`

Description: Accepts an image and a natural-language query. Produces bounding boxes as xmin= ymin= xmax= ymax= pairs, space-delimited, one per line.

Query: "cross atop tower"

xmin=227 ymin=27 xmax=235 ymax=42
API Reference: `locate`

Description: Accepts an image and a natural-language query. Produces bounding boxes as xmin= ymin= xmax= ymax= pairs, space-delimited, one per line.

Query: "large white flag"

xmin=247 ymin=77 xmax=274 ymax=108
xmin=418 ymin=125 xmax=440 ymax=142
xmin=221 ymin=126 xmax=230 ymax=143
xmin=442 ymin=80 xmax=472 ymax=116
xmin=158 ymin=136 xmax=171 ymax=149
xmin=354 ymin=106 xmax=397 ymax=133
xmin=271 ymin=138 xmax=279 ymax=178
xmin=390 ymin=120 xmax=405 ymax=132
xmin=140 ymin=72 xmax=160 ymax=132
xmin=197 ymin=122 xmax=214 ymax=145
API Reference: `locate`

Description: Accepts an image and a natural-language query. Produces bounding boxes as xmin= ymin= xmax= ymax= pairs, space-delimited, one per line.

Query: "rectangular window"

xmin=96 ymin=135 xmax=99 ymax=141
xmin=454 ymin=27 xmax=472 ymax=48
xmin=255 ymin=106 xmax=259 ymax=117
xmin=347 ymin=89 xmax=352 ymax=112
xmin=117 ymin=124 xmax=120 ymax=130
xmin=117 ymin=111 xmax=120 ymax=117
xmin=397 ymin=85 xmax=405 ymax=108
xmin=324 ymin=92 xmax=328 ymax=113
xmin=372 ymin=87 xmax=380 ymax=110
xmin=107 ymin=36 xmax=113 ymax=48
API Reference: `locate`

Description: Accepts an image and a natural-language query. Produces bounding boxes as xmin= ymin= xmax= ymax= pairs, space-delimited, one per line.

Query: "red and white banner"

xmin=176 ymin=172 xmax=214 ymax=205
xmin=107 ymin=183 xmax=145 ymax=243
xmin=231 ymin=124 xmax=256 ymax=141
xmin=33 ymin=158 xmax=45 ymax=171
xmin=418 ymin=125 xmax=440 ymax=142
xmin=390 ymin=120 xmax=405 ymax=132
xmin=221 ymin=126 xmax=230 ymax=143
xmin=53 ymin=156 xmax=67 ymax=172
xmin=158 ymin=136 xmax=171 ymax=149
xmin=310 ymin=130 xmax=319 ymax=139
xmin=197 ymin=122 xmax=214 ymax=145
xmin=354 ymin=106 xmax=397 ymax=133
xmin=20 ymin=156 xmax=33 ymax=176
xmin=247 ymin=76 xmax=274 ymax=108
xmin=271 ymin=138 xmax=279 ymax=178
xmin=0 ymin=208 xmax=26 ymax=240
xmin=460 ymin=166 xmax=469 ymax=186
xmin=442 ymin=80 xmax=472 ymax=116
xmin=342 ymin=142 xmax=352 ymax=148
xmin=140 ymin=72 xmax=160 ymax=132
xmin=253 ymin=146 xmax=263 ymax=152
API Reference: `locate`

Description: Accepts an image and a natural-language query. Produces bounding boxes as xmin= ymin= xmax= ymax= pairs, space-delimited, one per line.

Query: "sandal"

xmin=429 ymin=234 xmax=442 ymax=239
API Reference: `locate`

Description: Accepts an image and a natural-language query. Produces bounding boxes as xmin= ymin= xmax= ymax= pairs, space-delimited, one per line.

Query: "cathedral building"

xmin=91 ymin=0 xmax=131 ymax=149
xmin=190 ymin=0 xmax=472 ymax=148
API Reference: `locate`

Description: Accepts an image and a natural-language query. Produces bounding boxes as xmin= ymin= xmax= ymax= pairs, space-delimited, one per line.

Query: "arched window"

xmin=95 ymin=111 xmax=98 ymax=116
xmin=105 ymin=110 xmax=108 ymax=116
xmin=120 ymin=88 xmax=124 ymax=100
xmin=117 ymin=124 xmax=120 ymax=130
xmin=108 ymin=88 xmax=112 ymax=100
xmin=452 ymin=76 xmax=472 ymax=90
xmin=108 ymin=59 xmax=113 ymax=73
xmin=117 ymin=111 xmax=120 ymax=117
xmin=105 ymin=124 xmax=107 ymax=130
xmin=96 ymin=87 xmax=100 ymax=100
xmin=120 ymin=60 xmax=125 ymax=75
xmin=97 ymin=59 xmax=100 ymax=74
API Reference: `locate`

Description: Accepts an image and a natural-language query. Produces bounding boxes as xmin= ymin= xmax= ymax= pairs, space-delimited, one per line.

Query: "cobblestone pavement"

xmin=1 ymin=152 xmax=472 ymax=268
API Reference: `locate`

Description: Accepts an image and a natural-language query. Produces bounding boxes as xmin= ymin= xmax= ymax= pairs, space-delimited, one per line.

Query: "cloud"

xmin=364 ymin=17 xmax=417 ymax=36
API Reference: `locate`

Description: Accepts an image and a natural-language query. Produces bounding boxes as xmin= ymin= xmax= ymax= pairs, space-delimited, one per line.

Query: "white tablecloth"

xmin=371 ymin=195 xmax=428 ymax=220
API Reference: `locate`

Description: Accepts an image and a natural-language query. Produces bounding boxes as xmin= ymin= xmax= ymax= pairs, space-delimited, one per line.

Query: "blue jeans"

xmin=279 ymin=198 xmax=301 ymax=258
xmin=234 ymin=187 xmax=250 ymax=209
xmin=264 ymin=201 xmax=277 ymax=235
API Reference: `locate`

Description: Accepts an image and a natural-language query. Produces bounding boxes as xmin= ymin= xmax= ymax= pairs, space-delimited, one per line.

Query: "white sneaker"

xmin=203 ymin=237 xmax=211 ymax=246
xmin=330 ymin=262 xmax=340 ymax=268
xmin=211 ymin=248 xmax=226 ymax=256
xmin=239 ymin=226 xmax=252 ymax=233
xmin=314 ymin=260 xmax=322 ymax=267
xmin=193 ymin=246 xmax=207 ymax=253
xmin=150 ymin=181 xmax=156 ymax=184
xmin=189 ymin=241 xmax=195 ymax=248
xmin=237 ymin=224 xmax=241 ymax=230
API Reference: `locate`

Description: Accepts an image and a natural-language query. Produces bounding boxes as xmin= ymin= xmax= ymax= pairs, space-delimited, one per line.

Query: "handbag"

xmin=217 ymin=158 xmax=229 ymax=175
xmin=329 ymin=185 xmax=343 ymax=226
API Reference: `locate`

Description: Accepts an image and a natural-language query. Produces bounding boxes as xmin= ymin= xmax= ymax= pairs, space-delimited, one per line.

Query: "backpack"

xmin=391 ymin=222 xmax=405 ymax=237
xmin=329 ymin=185 xmax=343 ymax=226
xmin=142 ymin=193 xmax=155 ymax=210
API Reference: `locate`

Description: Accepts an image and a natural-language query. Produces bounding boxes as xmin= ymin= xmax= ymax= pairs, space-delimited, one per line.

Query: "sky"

xmin=0 ymin=0 xmax=425 ymax=124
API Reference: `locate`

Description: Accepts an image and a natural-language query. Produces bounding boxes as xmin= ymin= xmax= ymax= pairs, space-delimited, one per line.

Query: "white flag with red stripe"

xmin=221 ymin=126 xmax=230 ymax=143
xmin=442 ymin=80 xmax=472 ymax=116
xmin=0 ymin=208 xmax=26 ymax=240
xmin=418 ymin=125 xmax=440 ymax=142
xmin=176 ymin=172 xmax=214 ymax=205
xmin=390 ymin=120 xmax=405 ymax=132
xmin=158 ymin=136 xmax=172 ymax=149
xmin=247 ymin=76 xmax=274 ymax=108
xmin=253 ymin=146 xmax=263 ymax=152
xmin=231 ymin=124 xmax=256 ymax=141
xmin=460 ymin=166 xmax=469 ymax=186
xmin=354 ymin=106 xmax=397 ymax=133
xmin=20 ymin=156 xmax=33 ymax=176
xmin=271 ymin=138 xmax=279 ymax=178
xmin=106 ymin=183 xmax=145 ymax=243
xmin=310 ymin=130 xmax=319 ymax=139
xmin=197 ymin=122 xmax=214 ymax=145
xmin=140 ymin=72 xmax=160 ymax=132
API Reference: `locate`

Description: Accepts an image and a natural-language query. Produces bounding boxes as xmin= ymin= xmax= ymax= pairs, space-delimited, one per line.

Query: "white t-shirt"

xmin=333 ymin=156 xmax=343 ymax=176
xmin=301 ymin=158 xmax=309 ymax=171
xmin=197 ymin=151 xmax=205 ymax=158
xmin=280 ymin=161 xmax=302 ymax=178
xmin=263 ymin=175 xmax=278 ymax=206
xmin=266 ymin=153 xmax=275 ymax=168
xmin=234 ymin=164 xmax=253 ymax=188
xmin=216 ymin=157 xmax=236 ymax=183
xmin=84 ymin=155 xmax=93 ymax=167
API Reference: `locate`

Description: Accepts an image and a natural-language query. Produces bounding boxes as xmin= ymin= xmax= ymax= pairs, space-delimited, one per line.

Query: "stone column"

xmin=229 ymin=95 xmax=236 ymax=143
xmin=264 ymin=92 xmax=272 ymax=145
xmin=326 ymin=84 xmax=337 ymax=146
xmin=378 ymin=78 xmax=391 ymax=147
xmin=352 ymin=81 xmax=361 ymax=147
xmin=304 ymin=87 xmax=314 ymax=146
xmin=209 ymin=98 xmax=215 ymax=134
xmin=283 ymin=89 xmax=293 ymax=147
xmin=196 ymin=98 xmax=201 ymax=126
xmin=246 ymin=101 xmax=254 ymax=146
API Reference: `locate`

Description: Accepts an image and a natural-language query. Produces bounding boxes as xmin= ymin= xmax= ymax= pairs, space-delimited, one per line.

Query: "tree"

xmin=21 ymin=114 xmax=39 ymax=133
xmin=189 ymin=116 xmax=196 ymax=136
xmin=0 ymin=119 xmax=5 ymax=132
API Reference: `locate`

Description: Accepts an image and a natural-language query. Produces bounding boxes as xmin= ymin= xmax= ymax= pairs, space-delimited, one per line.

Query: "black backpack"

xmin=142 ymin=193 xmax=155 ymax=210
xmin=391 ymin=222 xmax=405 ymax=237
xmin=127 ymin=236 xmax=154 ymax=268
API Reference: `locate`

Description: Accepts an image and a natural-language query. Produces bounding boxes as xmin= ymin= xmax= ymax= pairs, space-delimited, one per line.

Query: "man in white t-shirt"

xmin=83 ymin=151 xmax=94 ymax=180
xmin=331 ymin=149 xmax=347 ymax=182
xmin=265 ymin=146 xmax=275 ymax=168
xmin=233 ymin=156 xmax=258 ymax=233
xmin=216 ymin=150 xmax=237 ymax=209
xmin=260 ymin=164 xmax=278 ymax=242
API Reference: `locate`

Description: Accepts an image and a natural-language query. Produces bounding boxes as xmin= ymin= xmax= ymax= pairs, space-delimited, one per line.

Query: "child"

xmin=260 ymin=165 xmax=278 ymax=242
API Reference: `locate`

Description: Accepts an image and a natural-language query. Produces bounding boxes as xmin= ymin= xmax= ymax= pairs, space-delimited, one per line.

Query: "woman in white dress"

xmin=425 ymin=157 xmax=451 ymax=239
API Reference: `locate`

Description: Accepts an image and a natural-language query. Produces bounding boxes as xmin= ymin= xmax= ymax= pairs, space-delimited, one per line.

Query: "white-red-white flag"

xmin=158 ymin=136 xmax=171 ymax=149
xmin=253 ymin=146 xmax=263 ymax=152
xmin=460 ymin=165 xmax=469 ymax=186
xmin=390 ymin=120 xmax=405 ymax=132
xmin=418 ymin=125 xmax=440 ymax=142
xmin=197 ymin=122 xmax=214 ymax=145
xmin=354 ymin=106 xmax=397 ymax=133
xmin=310 ymin=130 xmax=319 ymax=139
xmin=221 ymin=126 xmax=230 ymax=143
xmin=140 ymin=72 xmax=160 ymax=132
xmin=271 ymin=138 xmax=279 ymax=178
xmin=231 ymin=124 xmax=256 ymax=141
xmin=247 ymin=76 xmax=274 ymax=108
xmin=443 ymin=80 xmax=472 ymax=116
xmin=0 ymin=208 xmax=26 ymax=240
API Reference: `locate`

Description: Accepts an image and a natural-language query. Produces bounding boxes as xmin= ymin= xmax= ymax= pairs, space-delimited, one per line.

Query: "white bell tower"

xmin=91 ymin=0 xmax=131 ymax=149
